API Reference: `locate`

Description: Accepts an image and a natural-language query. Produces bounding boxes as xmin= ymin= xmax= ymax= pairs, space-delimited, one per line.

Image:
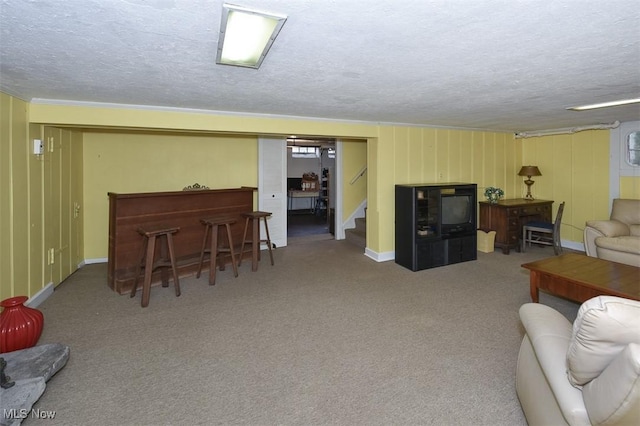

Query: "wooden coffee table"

xmin=522 ymin=253 xmax=640 ymax=303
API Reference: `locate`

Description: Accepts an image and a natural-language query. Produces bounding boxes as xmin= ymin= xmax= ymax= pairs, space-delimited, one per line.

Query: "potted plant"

xmin=484 ymin=186 xmax=504 ymax=203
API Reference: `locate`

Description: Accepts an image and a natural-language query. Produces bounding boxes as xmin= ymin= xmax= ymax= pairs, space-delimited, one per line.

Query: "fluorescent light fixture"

xmin=567 ymin=98 xmax=640 ymax=111
xmin=216 ymin=3 xmax=287 ymax=69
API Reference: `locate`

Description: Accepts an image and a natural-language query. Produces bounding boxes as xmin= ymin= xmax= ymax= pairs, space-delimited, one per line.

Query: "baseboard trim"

xmin=26 ymin=282 xmax=54 ymax=308
xmin=364 ymin=241 xmax=583 ymax=263
xmin=364 ymin=248 xmax=395 ymax=262
xmin=84 ymin=257 xmax=108 ymax=264
xmin=561 ymin=240 xmax=584 ymax=252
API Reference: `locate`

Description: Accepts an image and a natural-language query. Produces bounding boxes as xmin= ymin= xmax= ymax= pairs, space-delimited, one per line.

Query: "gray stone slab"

xmin=0 ymin=377 xmax=46 ymax=426
xmin=2 ymin=343 xmax=69 ymax=382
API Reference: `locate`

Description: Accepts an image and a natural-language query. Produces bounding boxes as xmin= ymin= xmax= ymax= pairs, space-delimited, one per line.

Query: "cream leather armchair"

xmin=516 ymin=296 xmax=640 ymax=425
xmin=584 ymin=199 xmax=640 ymax=267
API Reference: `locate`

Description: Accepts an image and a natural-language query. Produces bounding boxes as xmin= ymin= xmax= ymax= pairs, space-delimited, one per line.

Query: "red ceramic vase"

xmin=0 ymin=296 xmax=44 ymax=353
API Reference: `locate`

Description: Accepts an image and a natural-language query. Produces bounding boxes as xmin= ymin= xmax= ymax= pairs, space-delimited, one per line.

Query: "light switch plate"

xmin=33 ymin=139 xmax=44 ymax=155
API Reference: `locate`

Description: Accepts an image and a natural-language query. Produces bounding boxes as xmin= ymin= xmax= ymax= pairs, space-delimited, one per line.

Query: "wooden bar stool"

xmin=131 ymin=225 xmax=181 ymax=308
xmin=239 ymin=211 xmax=274 ymax=271
xmin=196 ymin=216 xmax=239 ymax=285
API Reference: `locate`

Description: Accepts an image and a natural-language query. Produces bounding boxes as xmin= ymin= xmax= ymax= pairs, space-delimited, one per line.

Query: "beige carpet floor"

xmin=28 ymin=240 xmax=580 ymax=426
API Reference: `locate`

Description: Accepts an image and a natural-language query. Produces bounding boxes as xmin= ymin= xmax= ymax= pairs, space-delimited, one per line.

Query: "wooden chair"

xmin=131 ymin=225 xmax=181 ymax=307
xmin=522 ymin=202 xmax=565 ymax=255
xmin=196 ymin=216 xmax=238 ymax=285
xmin=239 ymin=211 xmax=274 ymax=271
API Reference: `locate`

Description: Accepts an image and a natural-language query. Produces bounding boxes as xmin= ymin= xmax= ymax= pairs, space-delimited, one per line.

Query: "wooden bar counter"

xmin=108 ymin=187 xmax=256 ymax=294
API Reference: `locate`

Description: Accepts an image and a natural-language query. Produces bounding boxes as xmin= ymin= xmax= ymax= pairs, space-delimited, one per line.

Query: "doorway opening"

xmin=286 ymin=137 xmax=335 ymax=243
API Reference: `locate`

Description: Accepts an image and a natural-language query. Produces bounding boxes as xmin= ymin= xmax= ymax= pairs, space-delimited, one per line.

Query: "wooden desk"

xmin=522 ymin=253 xmax=640 ymax=303
xmin=108 ymin=187 xmax=255 ymax=294
xmin=479 ymin=198 xmax=553 ymax=254
xmin=287 ymin=190 xmax=319 ymax=213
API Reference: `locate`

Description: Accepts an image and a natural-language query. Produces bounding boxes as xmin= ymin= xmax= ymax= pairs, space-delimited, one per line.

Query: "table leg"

xmin=529 ymin=270 xmax=540 ymax=303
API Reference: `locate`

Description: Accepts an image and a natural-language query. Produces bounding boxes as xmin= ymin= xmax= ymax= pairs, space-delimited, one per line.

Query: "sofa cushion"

xmin=630 ymin=224 xmax=640 ymax=237
xmin=595 ymin=235 xmax=640 ymax=255
xmin=567 ymin=296 xmax=640 ymax=387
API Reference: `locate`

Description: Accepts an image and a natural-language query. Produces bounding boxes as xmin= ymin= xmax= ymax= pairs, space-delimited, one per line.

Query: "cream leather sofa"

xmin=516 ymin=296 xmax=640 ymax=425
xmin=584 ymin=199 xmax=640 ymax=267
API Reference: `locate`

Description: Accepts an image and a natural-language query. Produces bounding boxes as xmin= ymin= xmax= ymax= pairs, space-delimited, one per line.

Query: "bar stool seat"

xmin=239 ymin=211 xmax=274 ymax=271
xmin=131 ymin=225 xmax=181 ymax=308
xmin=196 ymin=216 xmax=239 ymax=285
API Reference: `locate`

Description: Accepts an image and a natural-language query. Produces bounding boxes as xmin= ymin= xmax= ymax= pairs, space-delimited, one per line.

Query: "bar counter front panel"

xmin=108 ymin=187 xmax=255 ymax=294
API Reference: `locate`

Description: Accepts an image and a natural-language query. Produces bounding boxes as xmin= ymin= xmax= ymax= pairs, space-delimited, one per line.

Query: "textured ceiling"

xmin=1 ymin=0 xmax=639 ymax=132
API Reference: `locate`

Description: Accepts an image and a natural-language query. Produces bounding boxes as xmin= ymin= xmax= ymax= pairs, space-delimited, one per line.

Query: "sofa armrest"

xmin=584 ymin=226 xmax=603 ymax=257
xmin=582 ymin=343 xmax=640 ymax=425
xmin=519 ymin=304 xmax=589 ymax=424
xmin=585 ymin=219 xmax=630 ymax=238
xmin=584 ymin=220 xmax=631 ymax=257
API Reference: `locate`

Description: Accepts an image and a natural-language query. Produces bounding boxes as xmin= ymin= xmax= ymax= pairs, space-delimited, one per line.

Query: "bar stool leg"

xmin=251 ymin=216 xmax=260 ymax=271
xmin=141 ymin=234 xmax=157 ymax=308
xmin=262 ymin=216 xmax=274 ymax=266
xmin=208 ymin=223 xmax=219 ymax=285
xmin=159 ymin=234 xmax=170 ymax=288
xmin=238 ymin=216 xmax=250 ymax=267
xmin=166 ymin=232 xmax=181 ymax=297
xmin=224 ymin=222 xmax=239 ymax=277
xmin=196 ymin=223 xmax=211 ymax=279
xmin=131 ymin=235 xmax=149 ymax=299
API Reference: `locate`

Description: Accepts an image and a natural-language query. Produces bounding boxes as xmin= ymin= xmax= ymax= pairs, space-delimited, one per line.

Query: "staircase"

xmin=345 ymin=216 xmax=366 ymax=249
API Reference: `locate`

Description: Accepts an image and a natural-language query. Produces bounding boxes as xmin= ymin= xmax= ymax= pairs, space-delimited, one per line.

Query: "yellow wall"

xmin=368 ymin=126 xmax=520 ymax=253
xmin=28 ymin=101 xmax=623 ymax=256
xmin=1 ymin=93 xmax=29 ymax=300
xmin=620 ymin=176 xmax=640 ymax=199
xmin=29 ymin=103 xmax=379 ymax=140
xmin=83 ymin=131 xmax=257 ymax=259
xmin=521 ymin=130 xmax=611 ymax=243
xmin=3 ymin=94 xmax=636 ymax=301
xmin=1 ymin=94 xmax=83 ymax=301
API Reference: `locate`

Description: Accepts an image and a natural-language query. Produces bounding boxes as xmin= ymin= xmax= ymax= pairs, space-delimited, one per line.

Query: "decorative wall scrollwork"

xmin=183 ymin=183 xmax=209 ymax=191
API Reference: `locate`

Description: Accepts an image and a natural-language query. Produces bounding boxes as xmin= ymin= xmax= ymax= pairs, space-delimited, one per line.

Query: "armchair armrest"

xmin=584 ymin=220 xmax=630 ymax=257
xmin=585 ymin=219 xmax=630 ymax=238
xmin=519 ymin=304 xmax=589 ymax=424
xmin=582 ymin=343 xmax=640 ymax=425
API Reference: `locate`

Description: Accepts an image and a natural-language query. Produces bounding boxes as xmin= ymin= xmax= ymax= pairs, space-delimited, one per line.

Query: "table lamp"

xmin=518 ymin=166 xmax=542 ymax=200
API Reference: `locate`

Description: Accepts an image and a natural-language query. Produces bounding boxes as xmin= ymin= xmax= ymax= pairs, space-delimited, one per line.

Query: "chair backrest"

xmin=553 ymin=202 xmax=565 ymax=235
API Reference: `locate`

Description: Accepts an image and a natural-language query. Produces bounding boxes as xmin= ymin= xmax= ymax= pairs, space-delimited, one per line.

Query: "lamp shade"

xmin=518 ymin=166 xmax=542 ymax=177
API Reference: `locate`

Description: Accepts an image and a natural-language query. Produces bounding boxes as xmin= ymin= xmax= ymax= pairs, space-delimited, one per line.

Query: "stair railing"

xmin=350 ymin=165 xmax=367 ymax=185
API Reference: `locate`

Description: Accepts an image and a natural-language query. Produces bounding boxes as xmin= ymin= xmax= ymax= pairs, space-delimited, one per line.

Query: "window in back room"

xmin=626 ymin=131 xmax=640 ymax=166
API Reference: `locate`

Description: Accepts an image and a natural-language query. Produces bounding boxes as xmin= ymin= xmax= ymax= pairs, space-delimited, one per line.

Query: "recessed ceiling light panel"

xmin=216 ymin=3 xmax=287 ymax=69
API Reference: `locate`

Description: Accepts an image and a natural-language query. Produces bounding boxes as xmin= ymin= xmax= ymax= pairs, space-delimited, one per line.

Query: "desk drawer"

xmin=508 ymin=208 xmax=521 ymax=217
xmin=520 ymin=206 xmax=550 ymax=215
xmin=506 ymin=230 xmax=520 ymax=244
